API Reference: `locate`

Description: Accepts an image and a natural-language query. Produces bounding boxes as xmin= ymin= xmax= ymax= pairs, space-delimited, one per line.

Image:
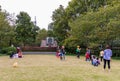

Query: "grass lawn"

xmin=0 ymin=54 xmax=120 ymax=81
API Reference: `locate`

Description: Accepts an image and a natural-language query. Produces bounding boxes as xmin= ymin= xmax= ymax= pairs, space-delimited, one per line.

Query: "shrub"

xmin=0 ymin=47 xmax=8 ymax=54
xmin=63 ymin=37 xmax=80 ymax=54
xmin=0 ymin=47 xmax=17 ymax=55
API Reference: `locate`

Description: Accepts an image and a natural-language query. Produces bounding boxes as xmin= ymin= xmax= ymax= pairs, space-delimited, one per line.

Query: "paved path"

xmin=22 ymin=52 xmax=56 ymax=55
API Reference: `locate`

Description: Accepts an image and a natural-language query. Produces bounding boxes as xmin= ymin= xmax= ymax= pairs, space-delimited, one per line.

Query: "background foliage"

xmin=0 ymin=0 xmax=120 ymax=56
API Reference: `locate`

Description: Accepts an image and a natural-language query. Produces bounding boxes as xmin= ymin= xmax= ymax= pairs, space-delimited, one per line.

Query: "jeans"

xmin=60 ymin=54 xmax=65 ymax=60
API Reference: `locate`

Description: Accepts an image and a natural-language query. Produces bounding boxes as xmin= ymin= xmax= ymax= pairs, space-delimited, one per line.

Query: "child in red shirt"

xmin=85 ymin=52 xmax=90 ymax=61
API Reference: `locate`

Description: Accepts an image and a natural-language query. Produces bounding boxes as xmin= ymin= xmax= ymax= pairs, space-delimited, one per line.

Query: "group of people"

xmin=78 ymin=45 xmax=112 ymax=70
xmin=56 ymin=46 xmax=66 ymax=60
xmin=56 ymin=45 xmax=112 ymax=71
xmin=85 ymin=45 xmax=112 ymax=70
xmin=10 ymin=47 xmax=23 ymax=59
xmin=85 ymin=48 xmax=100 ymax=66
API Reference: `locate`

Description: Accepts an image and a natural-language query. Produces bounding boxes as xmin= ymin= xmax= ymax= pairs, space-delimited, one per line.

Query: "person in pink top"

xmin=17 ymin=47 xmax=23 ymax=58
xmin=56 ymin=49 xmax=60 ymax=58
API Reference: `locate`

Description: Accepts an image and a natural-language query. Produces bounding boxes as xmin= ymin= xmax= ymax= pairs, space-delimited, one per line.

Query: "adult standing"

xmin=103 ymin=45 xmax=112 ymax=70
xmin=76 ymin=46 xmax=81 ymax=59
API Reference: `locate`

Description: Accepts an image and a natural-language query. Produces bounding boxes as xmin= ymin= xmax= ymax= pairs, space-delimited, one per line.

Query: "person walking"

xmin=103 ymin=45 xmax=112 ymax=71
xmin=76 ymin=46 xmax=81 ymax=59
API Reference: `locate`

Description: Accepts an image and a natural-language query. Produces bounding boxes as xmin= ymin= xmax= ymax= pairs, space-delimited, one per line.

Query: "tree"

xmin=52 ymin=5 xmax=70 ymax=44
xmin=66 ymin=0 xmax=109 ymax=21
xmin=0 ymin=7 xmax=15 ymax=47
xmin=35 ymin=29 xmax=47 ymax=46
xmin=70 ymin=1 xmax=120 ymax=48
xmin=47 ymin=23 xmax=54 ymax=37
xmin=51 ymin=0 xmax=111 ymax=46
xmin=15 ymin=11 xmax=38 ymax=46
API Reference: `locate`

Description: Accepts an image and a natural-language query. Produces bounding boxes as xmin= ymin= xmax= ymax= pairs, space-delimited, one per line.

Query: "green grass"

xmin=112 ymin=57 xmax=120 ymax=60
xmin=0 ymin=55 xmax=120 ymax=81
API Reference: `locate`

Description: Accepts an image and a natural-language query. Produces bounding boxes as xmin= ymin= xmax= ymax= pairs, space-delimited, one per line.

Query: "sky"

xmin=0 ymin=0 xmax=71 ymax=29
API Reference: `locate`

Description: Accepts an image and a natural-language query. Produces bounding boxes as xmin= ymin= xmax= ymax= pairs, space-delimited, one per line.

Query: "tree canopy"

xmin=0 ymin=0 xmax=120 ymax=56
xmin=51 ymin=0 xmax=120 ymax=52
xmin=0 ymin=8 xmax=15 ymax=47
xmin=15 ymin=11 xmax=39 ymax=46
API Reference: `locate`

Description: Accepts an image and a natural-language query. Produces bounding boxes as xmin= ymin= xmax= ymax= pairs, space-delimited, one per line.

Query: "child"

xmin=92 ymin=55 xmax=96 ymax=66
xmin=86 ymin=47 xmax=91 ymax=60
xmin=18 ymin=50 xmax=22 ymax=58
xmin=76 ymin=46 xmax=81 ymax=59
xmin=59 ymin=52 xmax=63 ymax=60
xmin=96 ymin=57 xmax=100 ymax=66
xmin=10 ymin=52 xmax=15 ymax=58
xmin=92 ymin=56 xmax=100 ymax=66
xmin=10 ymin=52 xmax=18 ymax=59
xmin=13 ymin=53 xmax=18 ymax=58
xmin=56 ymin=50 xmax=60 ymax=58
xmin=17 ymin=47 xmax=23 ymax=58
xmin=60 ymin=46 xmax=66 ymax=60
xmin=85 ymin=52 xmax=90 ymax=61
xmin=99 ymin=49 xmax=104 ymax=62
